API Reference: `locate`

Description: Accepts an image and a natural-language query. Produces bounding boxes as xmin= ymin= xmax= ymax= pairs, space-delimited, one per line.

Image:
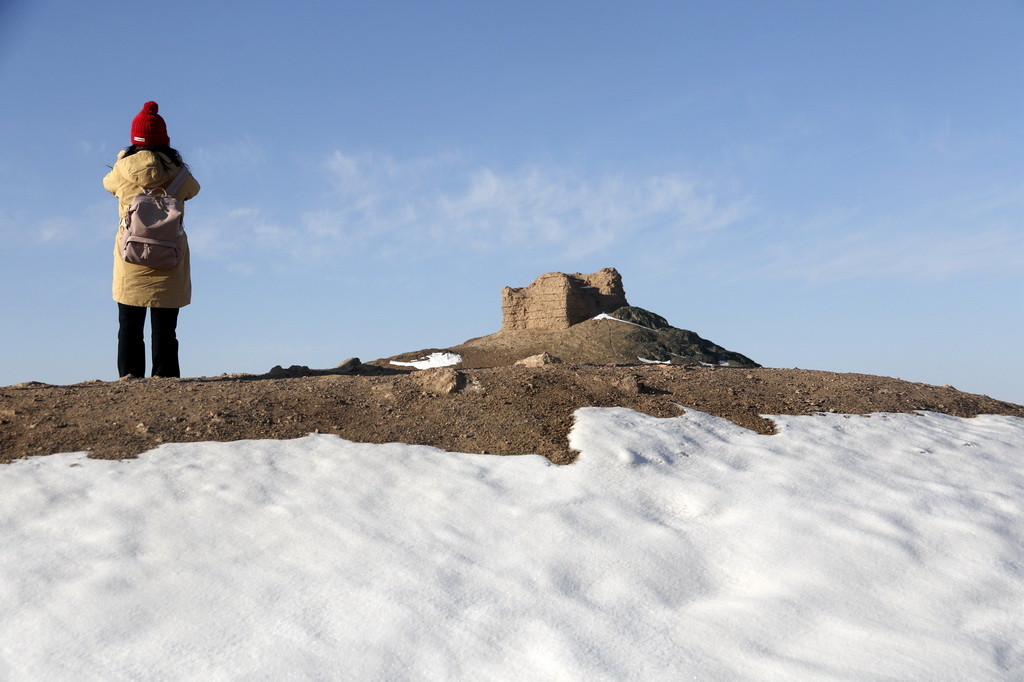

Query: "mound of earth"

xmin=2 ymin=364 xmax=1020 ymax=466
xmin=381 ymin=307 xmax=759 ymax=370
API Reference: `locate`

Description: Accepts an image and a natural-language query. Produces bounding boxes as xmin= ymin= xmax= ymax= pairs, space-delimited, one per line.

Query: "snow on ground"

xmin=390 ymin=351 xmax=463 ymax=369
xmin=1 ymin=409 xmax=1022 ymax=681
xmin=593 ymin=312 xmax=654 ymax=329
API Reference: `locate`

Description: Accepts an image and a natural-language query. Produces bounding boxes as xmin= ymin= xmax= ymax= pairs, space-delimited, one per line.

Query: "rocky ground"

xmin=2 ymin=362 xmax=1021 ymax=465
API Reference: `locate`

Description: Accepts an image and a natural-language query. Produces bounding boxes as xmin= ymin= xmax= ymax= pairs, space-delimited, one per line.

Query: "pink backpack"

xmin=121 ymin=167 xmax=190 ymax=269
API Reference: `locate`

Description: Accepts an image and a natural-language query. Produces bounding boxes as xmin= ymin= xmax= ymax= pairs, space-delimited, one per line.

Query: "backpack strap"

xmin=162 ymin=167 xmax=191 ymax=197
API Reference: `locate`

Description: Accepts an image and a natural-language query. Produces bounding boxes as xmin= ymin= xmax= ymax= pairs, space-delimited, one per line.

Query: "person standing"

xmin=103 ymin=101 xmax=201 ymax=378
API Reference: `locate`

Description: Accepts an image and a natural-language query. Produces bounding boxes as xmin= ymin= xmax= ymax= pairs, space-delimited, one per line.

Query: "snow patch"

xmin=592 ymin=312 xmax=656 ymax=330
xmin=637 ymin=356 xmax=671 ymax=364
xmin=390 ymin=351 xmax=462 ymax=369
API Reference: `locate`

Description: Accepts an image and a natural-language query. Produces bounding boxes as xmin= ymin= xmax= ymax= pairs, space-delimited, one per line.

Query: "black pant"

xmin=118 ymin=304 xmax=180 ymax=378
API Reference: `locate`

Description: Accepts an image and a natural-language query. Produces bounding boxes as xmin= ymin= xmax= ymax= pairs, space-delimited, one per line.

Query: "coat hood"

xmin=114 ymin=150 xmax=177 ymax=189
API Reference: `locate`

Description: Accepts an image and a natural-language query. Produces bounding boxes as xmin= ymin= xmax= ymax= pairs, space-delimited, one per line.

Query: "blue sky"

xmin=1 ymin=0 xmax=1022 ymax=403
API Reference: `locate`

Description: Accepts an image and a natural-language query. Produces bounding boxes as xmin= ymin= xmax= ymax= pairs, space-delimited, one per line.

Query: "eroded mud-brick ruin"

xmin=501 ymin=268 xmax=628 ymax=332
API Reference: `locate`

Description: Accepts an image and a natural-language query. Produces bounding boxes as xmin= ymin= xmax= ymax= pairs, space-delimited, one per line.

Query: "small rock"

xmin=335 ymin=357 xmax=361 ymax=374
xmin=611 ymin=375 xmax=640 ymax=395
xmin=515 ymin=353 xmax=563 ymax=368
xmin=415 ymin=367 xmax=466 ymax=395
xmin=267 ymin=364 xmax=311 ymax=378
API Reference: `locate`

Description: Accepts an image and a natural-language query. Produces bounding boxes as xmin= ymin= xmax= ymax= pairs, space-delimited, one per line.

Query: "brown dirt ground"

xmin=2 ymin=362 xmax=1021 ymax=466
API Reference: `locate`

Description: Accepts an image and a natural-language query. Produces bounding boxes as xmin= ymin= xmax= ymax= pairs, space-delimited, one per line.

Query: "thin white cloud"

xmin=76 ymin=139 xmax=110 ymax=156
xmin=167 ymin=150 xmax=751 ymax=270
xmin=1 ymin=201 xmax=112 ymax=245
xmin=187 ymin=205 xmax=291 ymax=273
xmin=739 ymin=183 xmax=1024 ymax=284
xmin=310 ymin=150 xmax=750 ymax=260
xmin=192 ymin=137 xmax=266 ymax=175
xmin=182 ymin=149 xmax=1021 ymax=285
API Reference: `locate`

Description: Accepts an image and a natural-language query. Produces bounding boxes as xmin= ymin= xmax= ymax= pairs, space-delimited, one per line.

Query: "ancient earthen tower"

xmin=500 ymin=268 xmax=629 ymax=332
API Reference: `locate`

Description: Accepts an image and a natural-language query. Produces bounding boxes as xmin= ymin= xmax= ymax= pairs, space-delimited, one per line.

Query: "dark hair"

xmin=123 ymin=144 xmax=188 ymax=170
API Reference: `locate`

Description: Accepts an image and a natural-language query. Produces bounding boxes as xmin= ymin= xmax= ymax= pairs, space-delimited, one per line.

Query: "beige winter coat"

xmin=103 ymin=149 xmax=201 ymax=308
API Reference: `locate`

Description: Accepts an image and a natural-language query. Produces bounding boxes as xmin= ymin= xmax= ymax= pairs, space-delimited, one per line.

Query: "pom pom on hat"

xmin=130 ymin=101 xmax=170 ymax=147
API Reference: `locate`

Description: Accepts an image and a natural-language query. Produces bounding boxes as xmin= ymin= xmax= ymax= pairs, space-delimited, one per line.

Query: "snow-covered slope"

xmin=1 ymin=409 xmax=1021 ymax=680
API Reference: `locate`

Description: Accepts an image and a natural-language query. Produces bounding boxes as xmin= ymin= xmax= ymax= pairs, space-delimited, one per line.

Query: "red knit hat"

xmin=130 ymin=101 xmax=170 ymax=147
